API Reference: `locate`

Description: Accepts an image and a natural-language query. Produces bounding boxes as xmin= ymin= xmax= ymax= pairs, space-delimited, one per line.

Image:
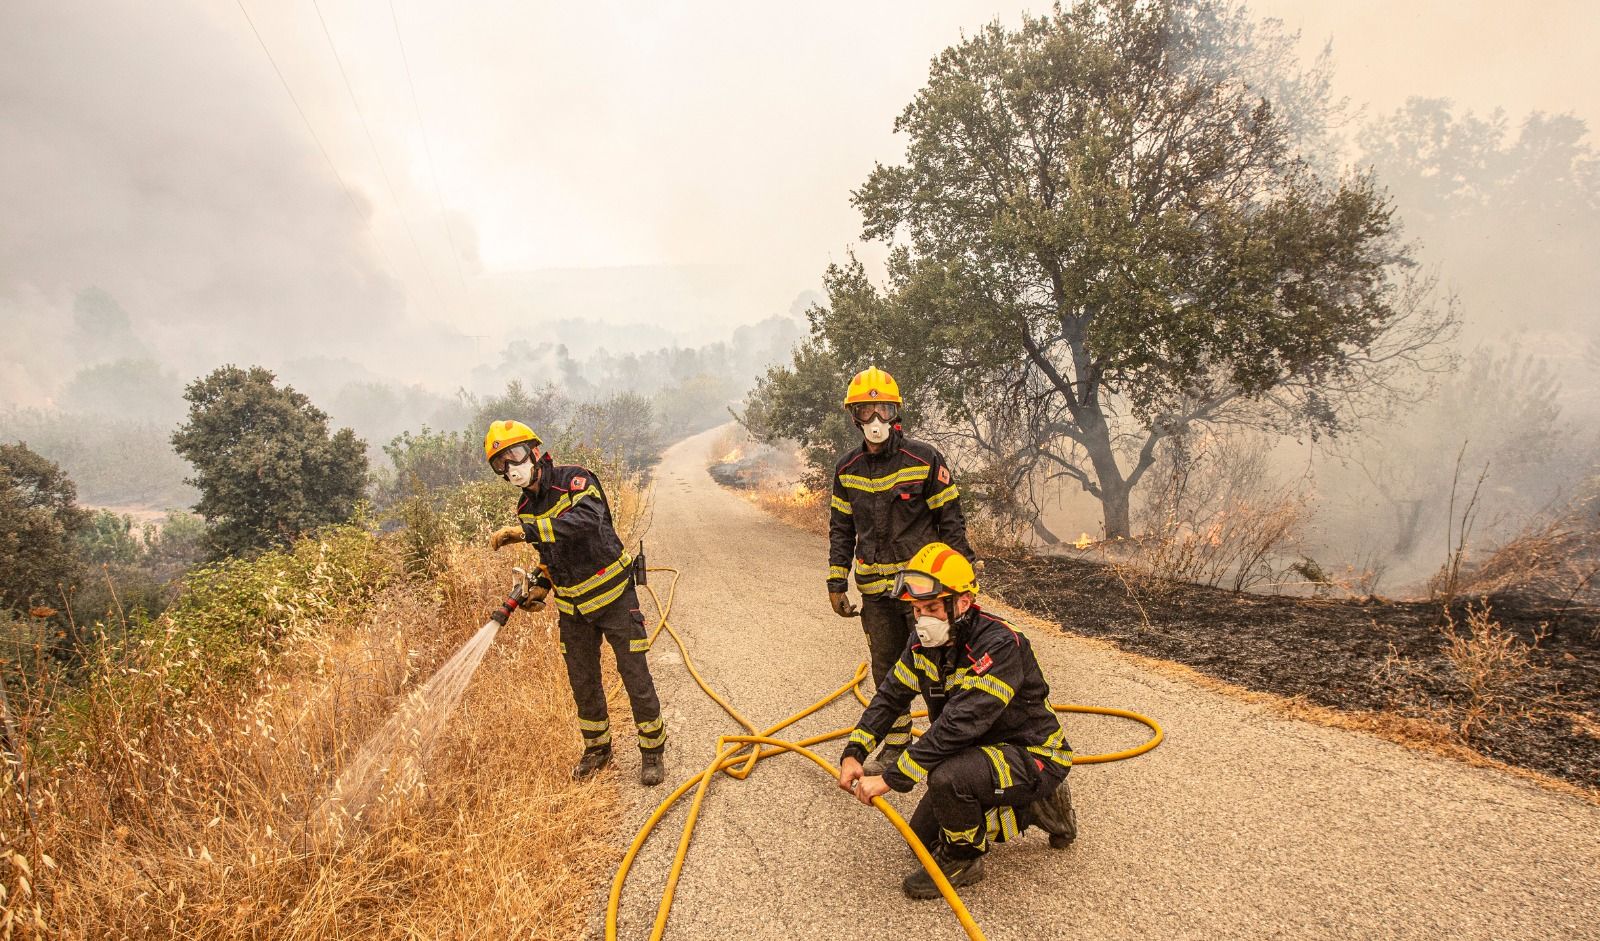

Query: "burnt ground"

xmin=982 ymin=555 xmax=1600 ymax=791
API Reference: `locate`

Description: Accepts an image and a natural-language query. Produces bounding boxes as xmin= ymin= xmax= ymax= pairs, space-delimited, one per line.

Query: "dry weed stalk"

xmin=1380 ymin=602 xmax=1548 ymax=746
xmin=1439 ymin=603 xmax=1547 ymax=741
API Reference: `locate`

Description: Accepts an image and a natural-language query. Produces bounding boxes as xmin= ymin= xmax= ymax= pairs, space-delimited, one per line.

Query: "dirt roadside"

xmin=598 ymin=428 xmax=1600 ymax=941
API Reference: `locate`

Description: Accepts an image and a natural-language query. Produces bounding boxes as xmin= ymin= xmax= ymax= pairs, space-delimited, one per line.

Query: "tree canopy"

xmin=171 ymin=366 xmax=368 ymax=556
xmin=0 ymin=442 xmax=87 ymax=614
xmin=749 ymin=0 xmax=1452 ymax=538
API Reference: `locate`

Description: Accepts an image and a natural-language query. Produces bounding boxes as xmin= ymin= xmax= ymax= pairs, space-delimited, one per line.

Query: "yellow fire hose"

xmin=605 ymin=567 xmax=1164 ymax=941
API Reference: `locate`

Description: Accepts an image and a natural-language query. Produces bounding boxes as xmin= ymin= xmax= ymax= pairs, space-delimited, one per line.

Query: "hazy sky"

xmin=2 ymin=1 xmax=1595 ymax=396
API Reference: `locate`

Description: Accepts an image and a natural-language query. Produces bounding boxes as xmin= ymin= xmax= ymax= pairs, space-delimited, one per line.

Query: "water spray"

xmin=318 ymin=566 xmax=547 ymax=834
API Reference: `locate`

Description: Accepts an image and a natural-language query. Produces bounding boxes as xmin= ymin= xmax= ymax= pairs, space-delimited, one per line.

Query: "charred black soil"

xmin=984 ymin=555 xmax=1600 ymax=790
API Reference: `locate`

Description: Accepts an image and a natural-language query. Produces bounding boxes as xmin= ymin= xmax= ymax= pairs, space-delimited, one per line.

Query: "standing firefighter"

xmin=828 ymin=366 xmax=973 ymax=775
xmin=838 ymin=543 xmax=1077 ymax=898
xmin=484 ymin=420 xmax=667 ymax=786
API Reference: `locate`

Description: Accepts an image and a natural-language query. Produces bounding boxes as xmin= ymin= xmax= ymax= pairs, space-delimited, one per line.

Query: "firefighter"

xmin=827 ymin=366 xmax=974 ymax=776
xmin=484 ymin=420 xmax=667 ymax=787
xmin=837 ymin=543 xmax=1077 ymax=899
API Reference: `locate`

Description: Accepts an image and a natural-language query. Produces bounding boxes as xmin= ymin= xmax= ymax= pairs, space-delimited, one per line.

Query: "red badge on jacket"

xmin=937 ymin=466 xmax=950 ymax=485
xmin=571 ymin=475 xmax=587 ymax=489
xmin=972 ymin=652 xmax=993 ymax=674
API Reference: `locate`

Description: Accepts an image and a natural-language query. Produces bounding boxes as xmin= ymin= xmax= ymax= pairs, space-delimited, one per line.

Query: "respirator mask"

xmin=913 ymin=614 xmax=952 ymax=647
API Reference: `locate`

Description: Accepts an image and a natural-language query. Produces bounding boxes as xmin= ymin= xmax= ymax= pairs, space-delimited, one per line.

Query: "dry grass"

xmin=747 ymin=482 xmax=829 ymax=537
xmin=0 ymin=489 xmax=640 ymax=938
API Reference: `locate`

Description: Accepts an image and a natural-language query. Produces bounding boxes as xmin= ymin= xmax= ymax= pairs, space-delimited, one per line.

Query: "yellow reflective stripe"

xmin=961 ymin=673 xmax=1015 ymax=705
xmin=912 ymin=652 xmax=940 ymax=683
xmin=629 ymin=637 xmax=651 ymax=653
xmin=831 ymin=494 xmax=852 ymax=514
xmin=578 ymin=717 xmax=610 ymax=732
xmin=892 ymin=660 xmax=920 ymax=690
xmin=537 ymin=518 xmax=555 ymax=541
xmin=884 ymin=728 xmax=912 ymax=747
xmin=554 ymin=597 xmax=576 ymax=615
xmin=575 ymin=578 xmax=630 ymax=615
xmin=838 ymin=466 xmax=930 ymax=493
xmin=829 ymin=565 xmax=850 ymax=580
xmin=855 ymin=559 xmax=909 ymax=576
xmin=857 ymin=577 xmax=894 ymax=595
xmin=559 ymin=641 xmax=567 ymax=654
xmin=521 ymin=485 xmax=602 ymax=524
xmin=926 ymin=485 xmax=959 ymax=509
xmin=585 ymin=731 xmax=612 ymax=747
xmin=942 ymin=824 xmax=983 ymax=848
xmin=984 ymin=807 xmax=1018 ymax=843
xmin=638 ymin=729 xmax=666 ymax=748
xmin=556 ymin=551 xmax=632 ymax=597
xmin=848 ymin=728 xmax=877 ymax=753
xmin=896 ymin=750 xmax=928 ymax=784
xmin=981 ymin=745 xmax=1013 ymax=789
xmin=1027 ymin=744 xmax=1075 ymax=769
xmin=637 ymin=717 xmax=663 ymax=735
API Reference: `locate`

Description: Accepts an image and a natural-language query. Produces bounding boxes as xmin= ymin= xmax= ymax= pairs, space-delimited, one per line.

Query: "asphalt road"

xmin=597 ymin=428 xmax=1600 ymax=941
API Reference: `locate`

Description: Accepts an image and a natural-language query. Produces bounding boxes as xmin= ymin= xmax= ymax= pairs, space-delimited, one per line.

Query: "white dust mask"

xmin=862 ymin=418 xmax=891 ymax=445
xmin=506 ymin=459 xmax=536 ymax=488
xmin=914 ymin=614 xmax=951 ymax=647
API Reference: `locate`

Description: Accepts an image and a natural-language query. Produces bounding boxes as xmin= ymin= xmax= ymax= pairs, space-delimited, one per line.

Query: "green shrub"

xmin=158 ymin=520 xmax=394 ymax=689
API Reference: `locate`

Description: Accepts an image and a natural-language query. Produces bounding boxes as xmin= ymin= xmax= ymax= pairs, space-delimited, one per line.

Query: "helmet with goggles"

xmin=843 ymin=366 xmax=902 ymax=421
xmin=891 ymin=543 xmax=979 ymax=601
xmin=484 ymin=420 xmax=543 ymax=475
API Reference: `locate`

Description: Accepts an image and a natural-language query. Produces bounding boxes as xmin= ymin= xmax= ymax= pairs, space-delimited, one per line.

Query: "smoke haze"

xmin=2 ymin=1 xmax=1596 ymax=580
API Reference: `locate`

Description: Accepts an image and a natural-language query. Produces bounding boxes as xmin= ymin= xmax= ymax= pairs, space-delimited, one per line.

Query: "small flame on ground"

xmin=1073 ymin=533 xmax=1093 ymax=550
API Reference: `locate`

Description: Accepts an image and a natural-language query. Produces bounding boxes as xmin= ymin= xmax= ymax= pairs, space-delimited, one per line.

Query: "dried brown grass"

xmin=747 ymin=483 xmax=830 ymax=537
xmin=0 ymin=502 xmax=637 ymax=938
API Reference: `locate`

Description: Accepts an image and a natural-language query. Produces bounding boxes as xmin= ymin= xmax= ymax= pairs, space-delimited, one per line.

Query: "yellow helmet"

xmin=892 ymin=542 xmax=979 ymax=600
xmin=483 ymin=419 xmax=542 ymax=464
xmin=843 ymin=366 xmax=902 ymax=407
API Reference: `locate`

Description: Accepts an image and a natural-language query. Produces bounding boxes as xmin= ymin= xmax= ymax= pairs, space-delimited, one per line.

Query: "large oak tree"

xmin=752 ymin=0 xmax=1451 ymax=538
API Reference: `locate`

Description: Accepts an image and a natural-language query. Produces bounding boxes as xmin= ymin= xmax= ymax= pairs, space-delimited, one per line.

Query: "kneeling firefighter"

xmin=827 ymin=366 xmax=974 ymax=778
xmin=484 ymin=420 xmax=667 ymax=787
xmin=837 ymin=543 xmax=1077 ymax=899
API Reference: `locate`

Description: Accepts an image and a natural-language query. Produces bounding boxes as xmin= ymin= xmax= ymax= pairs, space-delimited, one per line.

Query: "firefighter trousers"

xmin=908 ymin=744 xmax=1066 ymax=859
xmin=559 ymin=585 xmax=665 ymax=753
xmin=860 ymin=592 xmax=914 ymax=750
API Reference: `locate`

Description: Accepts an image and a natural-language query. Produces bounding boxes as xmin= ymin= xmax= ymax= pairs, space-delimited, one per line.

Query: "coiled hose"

xmin=604 ymin=567 xmax=1164 ymax=941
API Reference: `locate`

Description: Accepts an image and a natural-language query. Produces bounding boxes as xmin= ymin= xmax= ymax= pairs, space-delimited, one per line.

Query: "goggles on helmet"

xmin=849 ymin=401 xmax=899 ymax=424
xmin=489 ymin=442 xmax=536 ymax=476
xmin=892 ymin=569 xmax=951 ymax=601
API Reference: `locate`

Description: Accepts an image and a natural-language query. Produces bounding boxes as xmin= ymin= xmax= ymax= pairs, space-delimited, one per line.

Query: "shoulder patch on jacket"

xmin=937 ymin=465 xmax=951 ymax=485
xmin=571 ymin=475 xmax=588 ymax=490
xmin=971 ymin=652 xmax=993 ymax=674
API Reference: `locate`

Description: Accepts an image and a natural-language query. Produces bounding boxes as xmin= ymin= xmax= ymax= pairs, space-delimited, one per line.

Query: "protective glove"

xmin=490 ymin=525 xmax=526 ymax=551
xmin=829 ymin=590 xmax=859 ymax=618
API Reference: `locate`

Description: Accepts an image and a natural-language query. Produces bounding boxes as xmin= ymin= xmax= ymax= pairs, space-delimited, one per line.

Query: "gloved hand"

xmin=829 ymin=590 xmax=859 ymax=618
xmin=490 ymin=526 xmax=525 ymax=551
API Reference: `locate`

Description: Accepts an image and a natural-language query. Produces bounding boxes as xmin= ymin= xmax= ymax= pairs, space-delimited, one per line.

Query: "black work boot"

xmin=1028 ymin=778 xmax=1078 ymax=849
xmin=863 ymin=743 xmax=907 ymax=777
xmin=902 ymin=842 xmax=986 ymax=900
xmin=639 ymin=750 xmax=665 ymax=787
xmin=572 ymin=745 xmax=613 ymax=781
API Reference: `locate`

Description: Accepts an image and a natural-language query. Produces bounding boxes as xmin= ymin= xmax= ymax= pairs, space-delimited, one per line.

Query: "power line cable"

xmin=233 ymin=0 xmax=401 ymax=280
xmin=308 ymin=0 xmax=449 ymax=314
xmin=387 ymin=0 xmax=472 ymax=303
